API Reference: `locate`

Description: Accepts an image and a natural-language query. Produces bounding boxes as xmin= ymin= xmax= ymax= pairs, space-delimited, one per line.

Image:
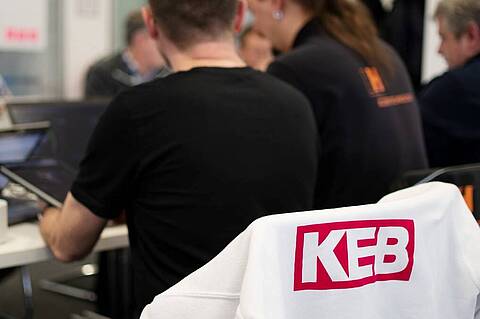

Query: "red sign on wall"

xmin=0 ymin=0 xmax=47 ymax=51
xmin=4 ymin=27 xmax=39 ymax=43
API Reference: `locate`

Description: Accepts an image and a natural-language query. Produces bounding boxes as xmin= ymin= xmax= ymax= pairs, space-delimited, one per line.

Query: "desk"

xmin=0 ymin=223 xmax=129 ymax=318
xmin=0 ymin=223 xmax=129 ymax=270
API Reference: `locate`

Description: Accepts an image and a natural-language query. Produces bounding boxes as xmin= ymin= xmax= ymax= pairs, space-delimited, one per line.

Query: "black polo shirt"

xmin=419 ymin=54 xmax=480 ymax=167
xmin=71 ymin=67 xmax=317 ymax=313
xmin=268 ymin=20 xmax=427 ymax=209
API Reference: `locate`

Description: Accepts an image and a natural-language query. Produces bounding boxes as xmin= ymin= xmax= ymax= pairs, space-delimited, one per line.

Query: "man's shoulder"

xmin=419 ymin=69 xmax=469 ymax=121
xmin=421 ymin=70 xmax=462 ymax=97
xmin=449 ymin=59 xmax=480 ymax=86
xmin=88 ymin=52 xmax=125 ymax=74
xmin=114 ymin=68 xmax=311 ymax=114
xmin=111 ymin=77 xmax=168 ymax=106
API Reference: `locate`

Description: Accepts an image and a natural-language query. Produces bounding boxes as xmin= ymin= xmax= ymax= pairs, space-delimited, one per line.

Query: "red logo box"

xmin=294 ymin=219 xmax=415 ymax=291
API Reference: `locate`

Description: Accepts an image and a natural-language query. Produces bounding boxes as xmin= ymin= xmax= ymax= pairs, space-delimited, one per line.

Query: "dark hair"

xmin=295 ymin=0 xmax=391 ymax=69
xmin=148 ymin=0 xmax=238 ymax=49
xmin=126 ymin=10 xmax=146 ymax=46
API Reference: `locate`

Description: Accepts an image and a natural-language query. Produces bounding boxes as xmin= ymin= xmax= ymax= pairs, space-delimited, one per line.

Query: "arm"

xmin=40 ymin=193 xmax=108 ymax=262
xmin=40 ymin=94 xmax=136 ymax=262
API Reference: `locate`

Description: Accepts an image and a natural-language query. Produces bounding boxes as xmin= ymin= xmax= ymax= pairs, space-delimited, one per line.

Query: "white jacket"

xmin=141 ymin=182 xmax=480 ymax=319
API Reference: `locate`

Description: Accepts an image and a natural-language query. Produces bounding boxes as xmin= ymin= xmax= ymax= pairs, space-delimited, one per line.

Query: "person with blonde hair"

xmin=248 ymin=0 xmax=427 ymax=209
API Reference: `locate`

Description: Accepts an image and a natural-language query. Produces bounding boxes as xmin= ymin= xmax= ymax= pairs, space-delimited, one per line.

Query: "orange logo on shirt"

xmin=361 ymin=67 xmax=386 ymax=96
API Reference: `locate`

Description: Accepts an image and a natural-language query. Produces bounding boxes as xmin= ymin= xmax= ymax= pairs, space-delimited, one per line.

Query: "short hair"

xmin=435 ymin=0 xmax=480 ymax=38
xmin=126 ymin=10 xmax=146 ymax=46
xmin=148 ymin=0 xmax=238 ymax=49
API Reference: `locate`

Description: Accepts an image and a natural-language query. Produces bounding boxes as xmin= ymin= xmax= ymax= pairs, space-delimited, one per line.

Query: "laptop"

xmin=0 ymin=124 xmax=79 ymax=210
xmin=0 ymin=100 xmax=108 ymax=216
xmin=1 ymin=100 xmax=109 ymax=208
xmin=7 ymin=99 xmax=109 ymax=168
xmin=0 ymin=124 xmax=67 ymax=223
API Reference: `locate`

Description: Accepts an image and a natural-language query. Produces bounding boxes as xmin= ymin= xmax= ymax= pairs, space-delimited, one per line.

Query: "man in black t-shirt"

xmin=39 ymin=0 xmax=317 ymax=314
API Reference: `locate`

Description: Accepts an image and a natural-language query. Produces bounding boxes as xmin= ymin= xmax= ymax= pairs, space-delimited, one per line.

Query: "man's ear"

xmin=142 ymin=6 xmax=159 ymax=39
xmin=463 ymin=21 xmax=480 ymax=54
xmin=234 ymin=0 xmax=248 ymax=34
xmin=467 ymin=21 xmax=480 ymax=42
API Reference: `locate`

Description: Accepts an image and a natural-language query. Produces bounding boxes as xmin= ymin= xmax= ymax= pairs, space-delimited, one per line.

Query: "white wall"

xmin=422 ymin=0 xmax=448 ymax=83
xmin=63 ymin=0 xmax=113 ymax=99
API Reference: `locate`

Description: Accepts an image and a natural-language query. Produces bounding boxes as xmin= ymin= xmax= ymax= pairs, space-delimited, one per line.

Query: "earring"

xmin=272 ymin=10 xmax=284 ymax=21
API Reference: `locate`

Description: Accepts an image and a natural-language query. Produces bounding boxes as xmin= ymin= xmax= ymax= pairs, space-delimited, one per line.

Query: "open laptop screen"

xmin=0 ymin=129 xmax=45 ymax=164
xmin=7 ymin=99 xmax=109 ymax=169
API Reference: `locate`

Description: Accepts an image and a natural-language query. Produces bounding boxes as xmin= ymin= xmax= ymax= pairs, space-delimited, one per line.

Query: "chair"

xmin=140 ymin=182 xmax=480 ymax=319
xmin=395 ymin=163 xmax=480 ymax=220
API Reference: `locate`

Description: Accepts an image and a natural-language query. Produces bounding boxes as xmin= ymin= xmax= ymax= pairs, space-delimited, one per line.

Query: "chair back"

xmin=141 ymin=183 xmax=480 ymax=319
xmin=397 ymin=163 xmax=480 ymax=220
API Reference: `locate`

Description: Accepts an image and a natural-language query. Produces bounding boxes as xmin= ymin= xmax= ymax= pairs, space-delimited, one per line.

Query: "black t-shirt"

xmin=268 ymin=20 xmax=427 ymax=209
xmin=71 ymin=67 xmax=317 ymax=312
xmin=419 ymin=54 xmax=480 ymax=167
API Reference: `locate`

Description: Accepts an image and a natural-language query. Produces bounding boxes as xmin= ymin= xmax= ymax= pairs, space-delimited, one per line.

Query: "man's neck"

xmin=166 ymin=41 xmax=246 ymax=72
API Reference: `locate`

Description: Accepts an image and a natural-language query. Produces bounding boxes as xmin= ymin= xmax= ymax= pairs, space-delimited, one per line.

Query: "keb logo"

xmin=294 ymin=219 xmax=415 ymax=291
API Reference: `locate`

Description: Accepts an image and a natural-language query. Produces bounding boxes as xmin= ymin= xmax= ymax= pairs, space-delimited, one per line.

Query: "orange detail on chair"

xmin=459 ymin=185 xmax=475 ymax=213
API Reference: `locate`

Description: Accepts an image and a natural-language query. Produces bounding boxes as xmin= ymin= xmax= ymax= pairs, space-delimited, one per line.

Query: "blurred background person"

xmin=84 ymin=10 xmax=169 ymax=98
xmin=419 ymin=0 xmax=480 ymax=168
xmin=238 ymin=26 xmax=274 ymax=71
xmin=248 ymin=0 xmax=427 ymax=209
